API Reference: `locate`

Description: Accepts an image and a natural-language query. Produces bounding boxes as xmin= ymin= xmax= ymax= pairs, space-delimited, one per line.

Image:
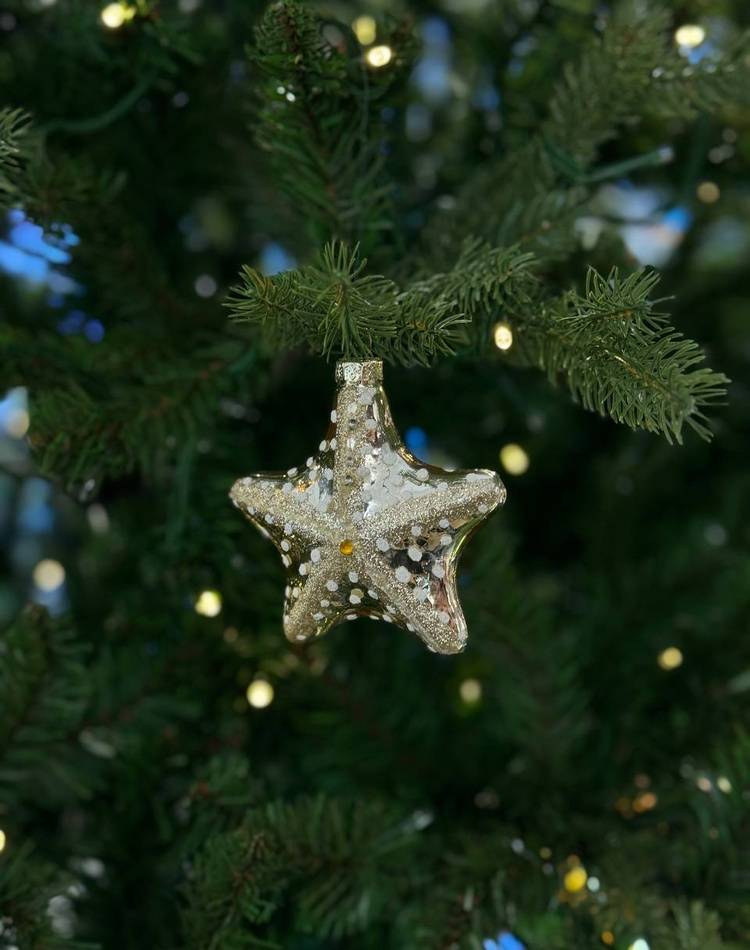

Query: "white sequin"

xmin=284 ymin=522 xmax=293 ymax=535
xmin=319 ymin=440 xmax=328 ymax=451
xmin=313 ymin=612 xmax=324 ymax=621
xmin=432 ymin=563 xmax=445 ymax=579
xmin=438 ymin=611 xmax=450 ymax=624
xmin=282 ymin=554 xmax=292 ymax=567
xmin=326 ymin=579 xmax=338 ymax=591
xmin=349 ymin=589 xmax=363 ymax=604
xmin=440 ymin=534 xmax=451 ymax=546
xmin=416 ymin=468 xmax=429 ymax=481
xmin=287 ymin=467 xmax=298 ymax=476
xmin=330 ymin=438 xmax=337 ymax=449
xmin=281 ymin=539 xmax=291 ymax=552
xmin=478 ymin=503 xmax=489 ymax=513
xmin=348 ymin=571 xmax=359 ymax=583
xmin=411 ymin=525 xmax=422 ymax=537
xmin=265 ymin=514 xmax=274 ymax=524
xmin=439 ymin=518 xmax=450 ymax=529
xmin=408 ymin=545 xmax=422 ymax=562
xmin=282 ymin=482 xmax=292 ymax=494
xmin=395 ymin=566 xmax=411 ymax=583
xmin=368 ymin=589 xmax=379 ymax=599
xmin=330 ymin=410 xmax=337 ymax=422
xmin=310 ymin=548 xmax=321 ymax=563
xmin=376 ymin=537 xmax=389 ymax=552
xmin=320 ymin=599 xmax=330 ymax=607
xmin=299 ymin=563 xmax=308 ymax=576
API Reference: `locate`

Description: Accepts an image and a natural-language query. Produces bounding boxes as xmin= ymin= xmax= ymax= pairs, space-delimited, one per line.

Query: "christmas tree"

xmin=1 ymin=0 xmax=749 ymax=947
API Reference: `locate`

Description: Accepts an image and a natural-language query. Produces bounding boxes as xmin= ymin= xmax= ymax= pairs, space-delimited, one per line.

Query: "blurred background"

xmin=1 ymin=1 xmax=749 ymax=948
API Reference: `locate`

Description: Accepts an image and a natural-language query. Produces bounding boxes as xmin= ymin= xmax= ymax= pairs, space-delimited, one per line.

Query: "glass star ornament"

xmin=230 ymin=360 xmax=505 ymax=654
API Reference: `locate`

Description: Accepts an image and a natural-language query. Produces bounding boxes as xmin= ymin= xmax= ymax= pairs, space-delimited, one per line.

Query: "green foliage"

xmin=1 ymin=0 xmax=750 ymax=947
xmin=0 ymin=607 xmax=90 ymax=802
xmin=227 ymin=241 xmax=466 ymax=365
xmin=249 ymin=0 xmax=414 ymax=254
xmin=514 ymin=268 xmax=729 ymax=443
xmin=182 ymin=796 xmax=419 ymax=947
xmin=0 ymin=107 xmax=31 ymax=203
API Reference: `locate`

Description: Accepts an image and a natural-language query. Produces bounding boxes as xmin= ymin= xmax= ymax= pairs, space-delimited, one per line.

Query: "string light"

xmin=100 ymin=2 xmax=136 ymax=28
xmin=492 ymin=321 xmax=513 ymax=351
xmin=628 ymin=940 xmax=650 ymax=950
xmin=194 ymin=590 xmax=222 ymax=617
xmin=0 ymin=829 xmax=5 ymax=853
xmin=33 ymin=559 xmax=65 ymax=592
xmin=601 ymin=933 xmax=615 ymax=947
xmin=696 ymin=775 xmax=713 ymax=792
xmin=717 ymin=775 xmax=732 ymax=794
xmin=696 ymin=181 xmax=720 ymax=204
xmin=674 ymin=24 xmax=705 ymax=47
xmin=459 ymin=678 xmax=482 ymax=703
xmin=246 ymin=678 xmax=274 ymax=708
xmin=366 ymin=45 xmax=393 ymax=68
xmin=352 ymin=15 xmax=376 ymax=45
xmin=657 ymin=646 xmax=683 ymax=670
xmin=633 ymin=791 xmax=657 ymax=812
xmin=563 ymin=865 xmax=588 ymax=893
xmin=499 ymin=443 xmax=529 ymax=475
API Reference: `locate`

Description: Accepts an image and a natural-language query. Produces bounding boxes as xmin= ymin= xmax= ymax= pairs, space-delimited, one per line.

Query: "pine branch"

xmin=0 ymin=607 xmax=91 ymax=803
xmin=513 ymin=268 xmax=728 ymax=443
xmin=249 ymin=0 xmax=414 ymax=254
xmin=0 ymin=107 xmax=31 ymax=204
xmin=182 ymin=796 xmax=419 ymax=947
xmin=227 ymin=240 xmax=466 ymax=365
xmin=0 ymin=841 xmax=98 ymax=950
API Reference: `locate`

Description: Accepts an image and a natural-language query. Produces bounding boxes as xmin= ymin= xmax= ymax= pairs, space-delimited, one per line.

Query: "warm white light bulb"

xmin=100 ymin=3 xmax=135 ymax=29
xmin=246 ymin=678 xmax=274 ymax=708
xmin=493 ymin=321 xmax=513 ymax=351
xmin=366 ymin=45 xmax=393 ymax=68
xmin=352 ymin=15 xmax=376 ymax=45
xmin=194 ymin=590 xmax=222 ymax=617
xmin=674 ymin=24 xmax=705 ymax=48
xmin=499 ymin=443 xmax=529 ymax=475
xmin=33 ymin=559 xmax=65 ymax=592
xmin=657 ymin=646 xmax=683 ymax=670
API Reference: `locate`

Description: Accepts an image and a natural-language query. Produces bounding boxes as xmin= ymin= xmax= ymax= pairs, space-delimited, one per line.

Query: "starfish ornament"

xmin=230 ymin=360 xmax=505 ymax=654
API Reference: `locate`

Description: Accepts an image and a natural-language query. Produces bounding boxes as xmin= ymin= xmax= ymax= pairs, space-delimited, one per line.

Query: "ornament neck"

xmin=335 ymin=359 xmax=383 ymax=385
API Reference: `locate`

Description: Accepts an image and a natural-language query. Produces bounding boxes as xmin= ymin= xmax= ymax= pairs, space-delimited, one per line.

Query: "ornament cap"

xmin=335 ymin=359 xmax=383 ymax=385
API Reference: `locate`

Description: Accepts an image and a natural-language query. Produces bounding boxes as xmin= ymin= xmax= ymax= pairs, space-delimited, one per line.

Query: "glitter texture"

xmin=230 ymin=360 xmax=506 ymax=654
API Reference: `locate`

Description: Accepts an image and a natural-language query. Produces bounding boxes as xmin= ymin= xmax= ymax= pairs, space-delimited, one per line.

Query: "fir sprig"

xmin=515 ymin=268 xmax=728 ymax=443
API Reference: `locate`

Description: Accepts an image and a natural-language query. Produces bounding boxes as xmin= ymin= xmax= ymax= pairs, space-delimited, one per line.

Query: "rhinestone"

xmin=339 ymin=539 xmax=354 ymax=556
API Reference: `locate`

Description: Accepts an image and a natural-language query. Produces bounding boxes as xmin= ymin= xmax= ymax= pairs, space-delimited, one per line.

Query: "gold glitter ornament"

xmin=230 ymin=360 xmax=505 ymax=654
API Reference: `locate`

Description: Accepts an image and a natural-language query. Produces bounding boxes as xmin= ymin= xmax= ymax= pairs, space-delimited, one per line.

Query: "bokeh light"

xmin=674 ymin=24 xmax=705 ymax=48
xmin=499 ymin=443 xmax=529 ymax=475
xmin=246 ymin=678 xmax=274 ymax=708
xmin=657 ymin=646 xmax=683 ymax=670
xmin=366 ymin=45 xmax=393 ymax=68
xmin=352 ymin=15 xmax=376 ymax=45
xmin=194 ymin=590 xmax=222 ymax=617
xmin=493 ymin=321 xmax=513 ymax=351
xmin=100 ymin=3 xmax=135 ymax=28
xmin=33 ymin=559 xmax=65 ymax=592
